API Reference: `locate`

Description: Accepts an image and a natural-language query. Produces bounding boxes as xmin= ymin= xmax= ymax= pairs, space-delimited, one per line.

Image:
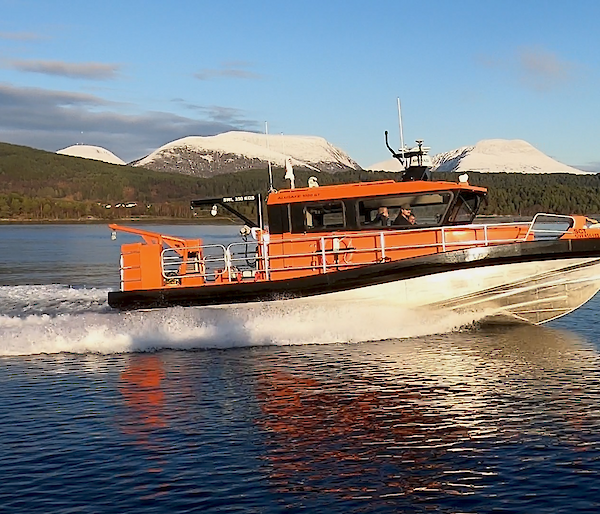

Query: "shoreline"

xmin=0 ymin=217 xmax=240 ymax=225
xmin=0 ymin=215 xmax=532 ymax=225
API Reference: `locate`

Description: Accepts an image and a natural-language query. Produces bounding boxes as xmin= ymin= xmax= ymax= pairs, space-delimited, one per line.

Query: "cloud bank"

xmin=0 ymin=83 xmax=260 ymax=162
xmin=574 ymin=162 xmax=600 ymax=173
xmin=0 ymin=31 xmax=45 ymax=41
xmin=517 ymin=46 xmax=574 ymax=91
xmin=7 ymin=60 xmax=122 ymax=80
xmin=477 ymin=45 xmax=577 ymax=92
xmin=194 ymin=61 xmax=261 ymax=80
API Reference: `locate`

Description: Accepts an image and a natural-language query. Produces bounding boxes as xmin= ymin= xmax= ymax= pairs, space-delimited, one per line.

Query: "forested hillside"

xmin=0 ymin=142 xmax=380 ymax=220
xmin=435 ymin=172 xmax=600 ymax=216
xmin=1 ymin=142 xmax=600 ymax=221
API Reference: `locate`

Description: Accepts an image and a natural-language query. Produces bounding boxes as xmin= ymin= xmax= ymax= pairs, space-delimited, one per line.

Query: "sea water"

xmin=1 ymin=224 xmax=600 ymax=513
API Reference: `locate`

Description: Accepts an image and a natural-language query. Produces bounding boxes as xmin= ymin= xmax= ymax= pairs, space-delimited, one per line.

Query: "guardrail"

xmin=152 ymin=214 xmax=576 ymax=284
xmin=524 ymin=213 xmax=575 ymax=241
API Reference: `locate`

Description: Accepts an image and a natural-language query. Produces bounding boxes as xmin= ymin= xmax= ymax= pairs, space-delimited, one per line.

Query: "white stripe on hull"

xmin=265 ymin=257 xmax=600 ymax=325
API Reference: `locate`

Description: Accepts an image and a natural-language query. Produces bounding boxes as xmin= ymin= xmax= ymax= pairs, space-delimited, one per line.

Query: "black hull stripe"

xmin=108 ymin=239 xmax=600 ymax=310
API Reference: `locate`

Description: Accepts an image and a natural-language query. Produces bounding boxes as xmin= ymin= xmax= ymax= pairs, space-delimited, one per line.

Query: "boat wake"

xmin=0 ymin=285 xmax=486 ymax=356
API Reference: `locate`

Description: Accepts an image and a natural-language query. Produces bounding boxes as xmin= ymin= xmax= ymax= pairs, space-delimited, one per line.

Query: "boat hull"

xmin=317 ymin=256 xmax=600 ymax=324
xmin=108 ymin=238 xmax=600 ymax=324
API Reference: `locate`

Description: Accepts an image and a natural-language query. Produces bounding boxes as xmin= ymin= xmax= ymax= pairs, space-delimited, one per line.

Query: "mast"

xmin=265 ymin=121 xmax=274 ymax=192
xmin=397 ymin=97 xmax=405 ymax=165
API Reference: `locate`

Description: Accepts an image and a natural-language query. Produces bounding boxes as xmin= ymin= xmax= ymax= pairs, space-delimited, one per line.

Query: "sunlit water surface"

xmin=1 ymin=224 xmax=600 ymax=513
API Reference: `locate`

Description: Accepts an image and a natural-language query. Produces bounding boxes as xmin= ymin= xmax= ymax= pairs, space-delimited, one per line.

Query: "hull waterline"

xmin=108 ymin=239 xmax=600 ymax=325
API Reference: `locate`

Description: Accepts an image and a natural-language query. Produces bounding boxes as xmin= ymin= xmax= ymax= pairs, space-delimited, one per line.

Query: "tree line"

xmin=434 ymin=172 xmax=600 ymax=216
xmin=1 ymin=141 xmax=600 ymax=221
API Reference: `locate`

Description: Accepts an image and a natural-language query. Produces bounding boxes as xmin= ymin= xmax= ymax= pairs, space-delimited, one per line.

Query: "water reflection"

xmin=256 ymin=369 xmax=468 ymax=499
xmin=4 ymin=323 xmax=600 ymax=512
xmin=119 ymin=354 xmax=167 ymax=432
xmin=252 ymin=325 xmax=600 ymax=507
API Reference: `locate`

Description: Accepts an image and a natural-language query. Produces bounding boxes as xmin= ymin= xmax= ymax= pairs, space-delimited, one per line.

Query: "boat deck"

xmin=111 ymin=213 xmax=581 ymax=292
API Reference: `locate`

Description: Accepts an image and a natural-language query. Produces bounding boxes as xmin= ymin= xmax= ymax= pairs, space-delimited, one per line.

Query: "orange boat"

xmin=108 ymin=139 xmax=600 ymax=324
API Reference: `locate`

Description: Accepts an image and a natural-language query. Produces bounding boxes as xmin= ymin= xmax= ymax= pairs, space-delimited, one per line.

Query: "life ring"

xmin=341 ymin=238 xmax=354 ymax=264
xmin=315 ymin=238 xmax=355 ymax=268
xmin=332 ymin=237 xmax=354 ymax=264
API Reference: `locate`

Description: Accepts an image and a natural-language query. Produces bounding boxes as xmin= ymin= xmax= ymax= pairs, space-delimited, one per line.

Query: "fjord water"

xmin=1 ymin=225 xmax=600 ymax=513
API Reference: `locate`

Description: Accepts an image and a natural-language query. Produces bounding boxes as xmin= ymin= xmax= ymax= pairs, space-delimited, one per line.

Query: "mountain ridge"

xmin=369 ymin=139 xmax=587 ymax=175
xmin=2 ymin=140 xmax=600 ymax=221
xmin=131 ymin=131 xmax=361 ymax=176
xmin=432 ymin=139 xmax=586 ymax=174
xmin=56 ymin=144 xmax=125 ymax=165
xmin=52 ymin=134 xmax=590 ymax=176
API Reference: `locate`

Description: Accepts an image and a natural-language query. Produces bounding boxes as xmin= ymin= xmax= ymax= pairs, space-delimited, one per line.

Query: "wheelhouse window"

xmin=358 ymin=193 xmax=453 ymax=229
xmin=447 ymin=192 xmax=483 ymax=225
xmin=305 ymin=202 xmax=345 ymax=231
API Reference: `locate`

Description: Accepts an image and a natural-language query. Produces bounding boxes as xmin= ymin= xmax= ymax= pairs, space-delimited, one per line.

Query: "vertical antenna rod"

xmin=265 ymin=121 xmax=274 ymax=192
xmin=397 ymin=98 xmax=405 ymax=164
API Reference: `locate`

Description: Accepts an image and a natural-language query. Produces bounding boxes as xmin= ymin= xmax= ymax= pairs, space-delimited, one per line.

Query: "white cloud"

xmin=476 ymin=46 xmax=578 ymax=92
xmin=7 ymin=60 xmax=122 ymax=80
xmin=194 ymin=61 xmax=261 ymax=80
xmin=574 ymin=162 xmax=600 ymax=173
xmin=517 ymin=46 xmax=574 ymax=91
xmin=0 ymin=31 xmax=45 ymax=41
xmin=0 ymin=83 xmax=260 ymax=161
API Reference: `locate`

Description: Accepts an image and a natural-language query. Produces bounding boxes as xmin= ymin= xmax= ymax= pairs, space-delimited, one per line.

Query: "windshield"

xmin=359 ymin=192 xmax=453 ymax=229
xmin=304 ymin=202 xmax=345 ymax=231
xmin=446 ymin=192 xmax=482 ymax=225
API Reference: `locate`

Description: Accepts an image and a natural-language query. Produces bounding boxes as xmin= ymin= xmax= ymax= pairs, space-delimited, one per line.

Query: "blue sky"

xmin=1 ymin=0 xmax=599 ymax=170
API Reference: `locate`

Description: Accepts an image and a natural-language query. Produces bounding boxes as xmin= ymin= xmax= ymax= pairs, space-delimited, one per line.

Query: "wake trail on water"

xmin=0 ymin=285 xmax=485 ymax=356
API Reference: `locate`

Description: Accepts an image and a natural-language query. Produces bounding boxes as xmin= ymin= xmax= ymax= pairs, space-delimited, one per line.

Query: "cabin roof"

xmin=266 ymin=180 xmax=487 ymax=205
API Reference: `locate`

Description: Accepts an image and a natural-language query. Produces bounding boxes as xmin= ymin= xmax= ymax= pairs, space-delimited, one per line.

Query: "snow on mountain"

xmin=133 ymin=131 xmax=362 ymax=176
xmin=366 ymin=157 xmax=405 ymax=172
xmin=56 ymin=145 xmax=125 ymax=165
xmin=432 ymin=139 xmax=587 ymax=174
xmin=368 ymin=139 xmax=588 ymax=174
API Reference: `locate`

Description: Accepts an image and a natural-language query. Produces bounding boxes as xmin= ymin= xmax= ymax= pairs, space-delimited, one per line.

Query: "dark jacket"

xmin=393 ymin=214 xmax=411 ymax=226
xmin=372 ymin=213 xmax=391 ymax=226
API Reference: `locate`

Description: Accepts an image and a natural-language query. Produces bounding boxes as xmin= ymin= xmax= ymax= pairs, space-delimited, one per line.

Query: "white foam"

xmin=0 ymin=285 xmax=485 ymax=356
xmin=0 ymin=285 xmax=111 ymax=317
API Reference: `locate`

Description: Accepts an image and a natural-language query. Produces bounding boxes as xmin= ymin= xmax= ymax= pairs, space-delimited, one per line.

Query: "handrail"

xmin=523 ymin=213 xmax=576 ymax=241
xmin=320 ymin=237 xmax=327 ymax=273
xmin=161 ymin=244 xmax=226 ymax=281
xmin=441 ymin=226 xmax=446 ymax=252
xmin=262 ymin=235 xmax=271 ymax=280
xmin=110 ymin=223 xmax=190 ymax=250
xmin=156 ymin=233 xmax=533 ymax=281
xmin=119 ymin=215 xmax=578 ymax=287
xmin=257 ymin=215 xmax=570 ymax=249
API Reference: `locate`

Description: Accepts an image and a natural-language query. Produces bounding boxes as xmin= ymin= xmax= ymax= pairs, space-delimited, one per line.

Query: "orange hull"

xmin=108 ymin=179 xmax=600 ymax=322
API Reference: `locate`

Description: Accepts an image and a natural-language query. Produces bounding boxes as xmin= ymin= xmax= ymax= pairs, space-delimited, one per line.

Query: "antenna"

xmin=397 ymin=98 xmax=405 ymax=164
xmin=265 ymin=122 xmax=274 ymax=192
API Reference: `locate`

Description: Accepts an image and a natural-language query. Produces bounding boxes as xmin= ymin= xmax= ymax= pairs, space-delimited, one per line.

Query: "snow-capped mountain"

xmin=132 ymin=131 xmax=362 ymax=176
xmin=54 ymin=136 xmax=589 ymax=176
xmin=366 ymin=157 xmax=405 ymax=172
xmin=432 ymin=139 xmax=587 ymax=174
xmin=56 ymin=145 xmax=125 ymax=165
xmin=369 ymin=139 xmax=587 ymax=174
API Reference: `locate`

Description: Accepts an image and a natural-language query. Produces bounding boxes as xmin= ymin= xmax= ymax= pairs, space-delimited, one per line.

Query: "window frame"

xmin=356 ymin=191 xmax=456 ymax=229
xmin=302 ymin=200 xmax=347 ymax=232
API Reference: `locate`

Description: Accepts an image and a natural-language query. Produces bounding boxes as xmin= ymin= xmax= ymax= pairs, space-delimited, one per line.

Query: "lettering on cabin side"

xmin=281 ymin=193 xmax=319 ymax=200
xmin=222 ymin=195 xmax=256 ymax=203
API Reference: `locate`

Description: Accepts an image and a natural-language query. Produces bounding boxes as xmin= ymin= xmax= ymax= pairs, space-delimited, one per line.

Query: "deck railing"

xmin=155 ymin=214 xmax=576 ymax=284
